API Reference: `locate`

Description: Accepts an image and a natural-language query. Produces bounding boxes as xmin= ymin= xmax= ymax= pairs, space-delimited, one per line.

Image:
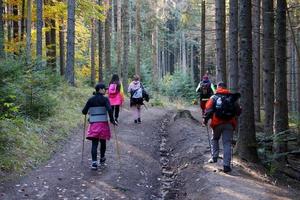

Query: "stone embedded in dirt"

xmin=162 ymin=169 xmax=174 ymax=177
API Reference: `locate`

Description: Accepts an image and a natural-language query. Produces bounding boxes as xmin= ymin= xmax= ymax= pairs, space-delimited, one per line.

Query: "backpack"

xmin=213 ymin=93 xmax=240 ymax=120
xmin=201 ymin=83 xmax=210 ymax=95
xmin=108 ymin=83 xmax=118 ymax=98
xmin=131 ymin=88 xmax=143 ymax=99
xmin=131 ymin=84 xmax=150 ymax=101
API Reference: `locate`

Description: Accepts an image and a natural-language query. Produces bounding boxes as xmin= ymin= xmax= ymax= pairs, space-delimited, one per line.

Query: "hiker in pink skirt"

xmin=108 ymin=74 xmax=124 ymax=123
xmin=82 ymin=83 xmax=117 ymax=170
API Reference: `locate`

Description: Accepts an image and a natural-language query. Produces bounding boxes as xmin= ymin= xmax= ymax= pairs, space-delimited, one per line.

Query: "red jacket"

xmin=204 ymin=88 xmax=241 ymax=129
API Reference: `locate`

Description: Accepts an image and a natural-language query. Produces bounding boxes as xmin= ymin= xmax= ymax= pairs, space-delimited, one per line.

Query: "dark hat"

xmin=95 ymin=83 xmax=106 ymax=91
xmin=217 ymin=81 xmax=227 ymax=88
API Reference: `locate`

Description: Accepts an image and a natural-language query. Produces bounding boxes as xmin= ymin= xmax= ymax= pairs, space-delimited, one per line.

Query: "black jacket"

xmin=82 ymin=92 xmax=114 ymax=123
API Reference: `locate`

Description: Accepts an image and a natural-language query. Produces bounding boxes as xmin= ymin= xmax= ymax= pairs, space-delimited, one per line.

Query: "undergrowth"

xmin=0 ymin=56 xmax=91 ymax=180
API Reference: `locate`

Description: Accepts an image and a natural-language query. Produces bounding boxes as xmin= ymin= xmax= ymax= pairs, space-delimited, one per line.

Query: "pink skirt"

xmin=86 ymin=122 xmax=111 ymax=140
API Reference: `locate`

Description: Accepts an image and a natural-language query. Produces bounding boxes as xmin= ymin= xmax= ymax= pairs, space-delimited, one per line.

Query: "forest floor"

xmin=0 ymin=105 xmax=300 ymax=200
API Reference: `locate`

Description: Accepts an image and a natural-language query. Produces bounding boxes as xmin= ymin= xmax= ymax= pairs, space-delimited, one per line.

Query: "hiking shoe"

xmin=208 ymin=157 xmax=218 ymax=163
xmin=100 ymin=157 xmax=106 ymax=165
xmin=134 ymin=119 xmax=138 ymax=124
xmin=223 ymin=166 xmax=232 ymax=173
xmin=91 ymin=161 xmax=98 ymax=170
xmin=115 ymin=118 xmax=118 ymax=123
xmin=137 ymin=118 xmax=141 ymax=124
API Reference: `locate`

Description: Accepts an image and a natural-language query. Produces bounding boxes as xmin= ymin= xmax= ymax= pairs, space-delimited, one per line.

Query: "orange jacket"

xmin=204 ymin=88 xmax=240 ymax=129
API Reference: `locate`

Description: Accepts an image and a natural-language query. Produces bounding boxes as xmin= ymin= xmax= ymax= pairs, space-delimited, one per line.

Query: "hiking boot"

xmin=91 ymin=161 xmax=98 ymax=170
xmin=115 ymin=118 xmax=118 ymax=123
xmin=223 ymin=166 xmax=232 ymax=173
xmin=100 ymin=157 xmax=106 ymax=165
xmin=208 ymin=157 xmax=218 ymax=163
xmin=137 ymin=118 xmax=141 ymax=124
xmin=134 ymin=119 xmax=138 ymax=124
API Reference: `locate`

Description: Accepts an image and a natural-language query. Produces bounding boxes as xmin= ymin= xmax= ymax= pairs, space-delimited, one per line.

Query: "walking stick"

xmin=81 ymin=115 xmax=87 ymax=163
xmin=112 ymin=124 xmax=121 ymax=170
xmin=206 ymin=125 xmax=212 ymax=157
xmin=231 ymin=134 xmax=234 ymax=169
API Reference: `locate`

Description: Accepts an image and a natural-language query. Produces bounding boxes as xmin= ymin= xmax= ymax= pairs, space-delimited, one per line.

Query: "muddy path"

xmin=1 ymin=106 xmax=299 ymax=200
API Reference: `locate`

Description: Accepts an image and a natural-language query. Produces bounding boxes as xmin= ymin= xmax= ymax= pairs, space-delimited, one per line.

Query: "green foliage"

xmin=0 ymin=80 xmax=90 ymax=178
xmin=0 ymin=56 xmax=60 ymax=120
xmin=159 ymin=71 xmax=197 ymax=103
xmin=0 ymin=57 xmax=23 ymax=119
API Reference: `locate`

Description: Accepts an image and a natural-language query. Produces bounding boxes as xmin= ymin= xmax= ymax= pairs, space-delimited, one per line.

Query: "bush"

xmin=0 ymin=56 xmax=60 ymax=120
xmin=158 ymin=71 xmax=197 ymax=103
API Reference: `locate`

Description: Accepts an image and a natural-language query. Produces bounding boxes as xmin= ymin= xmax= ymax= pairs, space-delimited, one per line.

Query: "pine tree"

xmin=36 ymin=0 xmax=43 ymax=61
xmin=215 ymin=0 xmax=226 ymax=83
xmin=65 ymin=0 xmax=76 ymax=86
xmin=252 ymin=0 xmax=261 ymax=122
xmin=0 ymin=0 xmax=4 ymax=58
xmin=122 ymin=0 xmax=129 ymax=89
xmin=273 ymin=0 xmax=288 ymax=165
xmin=263 ymin=0 xmax=275 ymax=135
xmin=236 ymin=0 xmax=259 ymax=162
xmin=228 ymin=0 xmax=238 ymax=92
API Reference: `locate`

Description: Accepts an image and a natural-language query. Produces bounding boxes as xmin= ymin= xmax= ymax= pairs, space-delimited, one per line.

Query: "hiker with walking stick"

xmin=202 ymin=82 xmax=241 ymax=173
xmin=82 ymin=83 xmax=118 ymax=170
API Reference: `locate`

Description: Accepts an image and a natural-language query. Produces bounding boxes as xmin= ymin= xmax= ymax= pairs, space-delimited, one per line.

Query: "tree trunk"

xmin=135 ymin=0 xmax=141 ymax=76
xmin=152 ymin=25 xmax=158 ymax=87
xmin=36 ymin=0 xmax=43 ymax=61
xmin=215 ymin=0 xmax=227 ymax=84
xmin=98 ymin=0 xmax=103 ymax=82
xmin=273 ymin=0 xmax=288 ymax=166
xmin=236 ymin=0 xmax=259 ymax=162
xmin=21 ymin=0 xmax=25 ymax=41
xmin=116 ymin=0 xmax=122 ymax=76
xmin=191 ymin=43 xmax=195 ymax=85
xmin=0 ymin=0 xmax=4 ymax=58
xmin=65 ymin=0 xmax=76 ymax=86
xmin=7 ymin=5 xmax=12 ymax=42
xmin=200 ymin=0 xmax=205 ymax=78
xmin=252 ymin=0 xmax=261 ymax=122
xmin=228 ymin=0 xmax=238 ymax=92
xmin=105 ymin=0 xmax=112 ymax=78
xmin=122 ymin=0 xmax=129 ymax=90
xmin=91 ymin=19 xmax=96 ymax=86
xmin=12 ymin=5 xmax=18 ymax=44
xmin=182 ymin=32 xmax=187 ymax=73
xmin=26 ymin=0 xmax=32 ymax=64
xmin=59 ymin=24 xmax=65 ymax=76
xmin=262 ymin=0 xmax=275 ymax=135
xmin=50 ymin=19 xmax=57 ymax=71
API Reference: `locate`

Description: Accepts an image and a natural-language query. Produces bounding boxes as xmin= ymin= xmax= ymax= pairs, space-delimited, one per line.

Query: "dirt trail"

xmin=1 ymin=106 xmax=299 ymax=200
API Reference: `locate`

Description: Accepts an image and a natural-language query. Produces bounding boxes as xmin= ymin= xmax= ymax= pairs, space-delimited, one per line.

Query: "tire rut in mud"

xmin=158 ymin=110 xmax=202 ymax=199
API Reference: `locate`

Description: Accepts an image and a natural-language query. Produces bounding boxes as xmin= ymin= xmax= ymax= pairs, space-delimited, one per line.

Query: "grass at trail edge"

xmin=0 ymin=84 xmax=90 ymax=181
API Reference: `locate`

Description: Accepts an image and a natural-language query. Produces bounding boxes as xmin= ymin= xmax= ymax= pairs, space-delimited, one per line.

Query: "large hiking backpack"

xmin=213 ymin=93 xmax=240 ymax=120
xmin=201 ymin=83 xmax=211 ymax=95
xmin=108 ymin=83 xmax=118 ymax=98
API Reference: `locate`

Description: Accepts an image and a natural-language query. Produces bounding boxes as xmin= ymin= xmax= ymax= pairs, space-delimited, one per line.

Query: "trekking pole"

xmin=112 ymin=124 xmax=121 ymax=170
xmin=206 ymin=125 xmax=212 ymax=157
xmin=81 ymin=115 xmax=87 ymax=163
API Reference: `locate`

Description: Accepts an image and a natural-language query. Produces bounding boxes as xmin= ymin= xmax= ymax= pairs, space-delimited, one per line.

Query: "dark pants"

xmin=91 ymin=139 xmax=106 ymax=161
xmin=111 ymin=105 xmax=120 ymax=119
